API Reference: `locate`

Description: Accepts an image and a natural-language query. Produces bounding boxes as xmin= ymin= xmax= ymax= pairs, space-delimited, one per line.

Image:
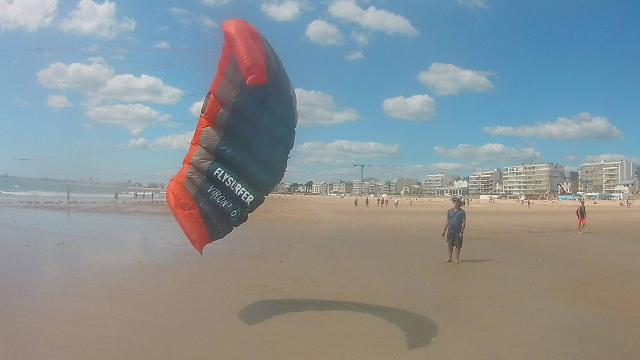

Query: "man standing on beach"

xmin=442 ymin=197 xmax=466 ymax=263
xmin=577 ymin=201 xmax=587 ymax=233
xmin=67 ymin=187 xmax=70 ymax=203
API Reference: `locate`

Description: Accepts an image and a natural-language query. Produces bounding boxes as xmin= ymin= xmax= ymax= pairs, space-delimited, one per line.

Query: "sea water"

xmin=0 ymin=177 xmax=165 ymax=203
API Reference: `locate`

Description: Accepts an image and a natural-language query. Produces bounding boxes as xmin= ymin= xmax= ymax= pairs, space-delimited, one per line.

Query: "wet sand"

xmin=1 ymin=196 xmax=639 ymax=359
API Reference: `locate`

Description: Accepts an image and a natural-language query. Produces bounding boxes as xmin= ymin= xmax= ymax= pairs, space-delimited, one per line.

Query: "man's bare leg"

xmin=454 ymin=247 xmax=461 ymax=263
xmin=445 ymin=247 xmax=453 ymax=262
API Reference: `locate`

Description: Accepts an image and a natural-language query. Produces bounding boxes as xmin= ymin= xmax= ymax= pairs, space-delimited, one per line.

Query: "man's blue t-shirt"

xmin=447 ymin=208 xmax=466 ymax=234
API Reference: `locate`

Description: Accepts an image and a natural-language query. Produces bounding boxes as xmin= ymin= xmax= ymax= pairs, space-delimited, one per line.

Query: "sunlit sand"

xmin=1 ymin=196 xmax=639 ymax=359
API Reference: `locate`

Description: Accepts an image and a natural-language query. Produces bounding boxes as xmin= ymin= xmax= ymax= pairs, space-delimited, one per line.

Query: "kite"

xmin=166 ymin=19 xmax=297 ymax=253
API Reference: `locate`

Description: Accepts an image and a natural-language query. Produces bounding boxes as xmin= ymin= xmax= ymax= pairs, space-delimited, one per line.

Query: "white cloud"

xmin=483 ymin=113 xmax=624 ymax=140
xmin=563 ymin=153 xmax=578 ymax=162
xmin=86 ymin=103 xmax=171 ymax=135
xmin=199 ymin=15 xmax=216 ymax=28
xmin=168 ymin=7 xmax=192 ymax=16
xmin=582 ymin=154 xmax=640 ymax=164
xmin=14 ymin=98 xmax=31 ymax=105
xmin=128 ymin=138 xmax=148 ymax=148
xmin=457 ymin=0 xmax=489 ymax=9
xmin=96 ymin=74 xmax=183 ymax=104
xmin=295 ymin=88 xmax=362 ymax=126
xmin=261 ymin=0 xmax=305 ymax=22
xmin=383 ymin=94 xmax=437 ymax=121
xmin=189 ymin=99 xmax=204 ymax=117
xmin=37 ymin=58 xmax=183 ymax=104
xmin=46 ymin=94 xmax=73 ymax=108
xmin=328 ymin=0 xmax=418 ymax=36
xmin=154 ymin=41 xmax=169 ymax=49
xmin=350 ymin=31 xmax=369 ymax=46
xmin=150 ymin=131 xmax=194 ymax=150
xmin=0 ymin=0 xmax=58 ymax=32
xmin=37 ymin=57 xmax=113 ymax=93
xmin=434 ymin=143 xmax=541 ymax=163
xmin=295 ymin=140 xmax=399 ymax=164
xmin=417 ymin=62 xmax=495 ymax=95
xmin=306 ymin=19 xmax=343 ymax=46
xmin=344 ymin=51 xmax=364 ymax=60
xmin=169 ymin=7 xmax=216 ymax=29
xmin=58 ymin=0 xmax=136 ymax=39
xmin=202 ymin=0 xmax=231 ymax=5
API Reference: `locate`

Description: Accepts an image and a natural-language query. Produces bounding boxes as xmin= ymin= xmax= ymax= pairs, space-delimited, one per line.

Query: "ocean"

xmin=0 ymin=177 xmax=165 ymax=203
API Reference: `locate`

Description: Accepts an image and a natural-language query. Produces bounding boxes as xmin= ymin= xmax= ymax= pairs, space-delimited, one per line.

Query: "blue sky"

xmin=1 ymin=0 xmax=639 ymax=184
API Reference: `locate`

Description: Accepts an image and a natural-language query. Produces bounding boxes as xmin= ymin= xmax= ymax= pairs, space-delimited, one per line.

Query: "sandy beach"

xmin=1 ymin=196 xmax=639 ymax=359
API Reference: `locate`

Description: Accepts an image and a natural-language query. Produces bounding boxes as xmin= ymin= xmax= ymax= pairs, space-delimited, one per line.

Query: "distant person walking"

xmin=577 ymin=202 xmax=587 ymax=233
xmin=394 ymin=198 xmax=399 ymax=207
xmin=66 ymin=187 xmax=70 ymax=203
xmin=442 ymin=197 xmax=466 ymax=263
xmin=114 ymin=191 xmax=118 ymax=202
xmin=151 ymin=192 xmax=154 ymax=200
xmin=385 ymin=198 xmax=388 ymax=207
xmin=377 ymin=197 xmax=381 ymax=206
xmin=365 ymin=197 xmax=369 ymax=207
xmin=354 ymin=198 xmax=358 ymax=208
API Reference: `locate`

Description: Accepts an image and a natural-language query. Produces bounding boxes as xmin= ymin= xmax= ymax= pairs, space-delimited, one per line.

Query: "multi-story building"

xmin=422 ymin=174 xmax=459 ymax=195
xmin=329 ymin=181 xmax=353 ymax=195
xmin=353 ymin=178 xmax=375 ymax=195
xmin=436 ymin=178 xmax=468 ymax=196
xmin=311 ymin=182 xmax=329 ymax=195
xmin=502 ymin=163 xmax=565 ymax=196
xmin=391 ymin=177 xmax=419 ymax=194
xmin=468 ymin=169 xmax=502 ymax=195
xmin=579 ymin=160 xmax=637 ymax=193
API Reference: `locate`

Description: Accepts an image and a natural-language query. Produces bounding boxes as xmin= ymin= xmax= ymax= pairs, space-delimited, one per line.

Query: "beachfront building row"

xmin=352 ymin=178 xmax=392 ymax=195
xmin=578 ymin=160 xmax=639 ymax=194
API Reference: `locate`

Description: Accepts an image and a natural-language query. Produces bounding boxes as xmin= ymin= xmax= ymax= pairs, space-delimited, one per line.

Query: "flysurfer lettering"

xmin=212 ymin=167 xmax=255 ymax=205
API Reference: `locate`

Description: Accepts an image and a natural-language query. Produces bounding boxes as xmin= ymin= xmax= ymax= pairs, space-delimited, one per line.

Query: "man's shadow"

xmin=238 ymin=299 xmax=438 ymax=350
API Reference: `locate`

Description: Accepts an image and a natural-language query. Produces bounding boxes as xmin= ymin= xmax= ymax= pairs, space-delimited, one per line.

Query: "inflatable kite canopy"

xmin=166 ymin=19 xmax=297 ymax=253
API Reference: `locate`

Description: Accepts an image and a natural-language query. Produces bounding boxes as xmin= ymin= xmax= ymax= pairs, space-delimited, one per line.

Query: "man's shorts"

xmin=447 ymin=231 xmax=463 ymax=248
xmin=578 ymin=218 xmax=586 ymax=224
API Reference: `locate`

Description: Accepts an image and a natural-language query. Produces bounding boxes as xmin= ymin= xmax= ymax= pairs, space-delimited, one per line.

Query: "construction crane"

xmin=354 ymin=164 xmax=365 ymax=195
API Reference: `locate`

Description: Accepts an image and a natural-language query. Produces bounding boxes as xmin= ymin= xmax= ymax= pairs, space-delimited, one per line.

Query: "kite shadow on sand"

xmin=238 ymin=299 xmax=438 ymax=350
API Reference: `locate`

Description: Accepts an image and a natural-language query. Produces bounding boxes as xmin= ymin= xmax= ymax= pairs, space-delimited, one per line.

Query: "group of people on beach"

xmin=354 ymin=196 xmax=411 ymax=209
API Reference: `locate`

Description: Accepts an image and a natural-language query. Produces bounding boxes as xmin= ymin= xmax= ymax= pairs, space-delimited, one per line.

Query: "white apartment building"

xmin=422 ymin=173 xmax=459 ymax=195
xmin=311 ymin=182 xmax=329 ymax=195
xmin=579 ymin=160 xmax=638 ymax=193
xmin=352 ymin=178 xmax=390 ymax=195
xmin=502 ymin=163 xmax=565 ymax=195
xmin=468 ymin=169 xmax=502 ymax=195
